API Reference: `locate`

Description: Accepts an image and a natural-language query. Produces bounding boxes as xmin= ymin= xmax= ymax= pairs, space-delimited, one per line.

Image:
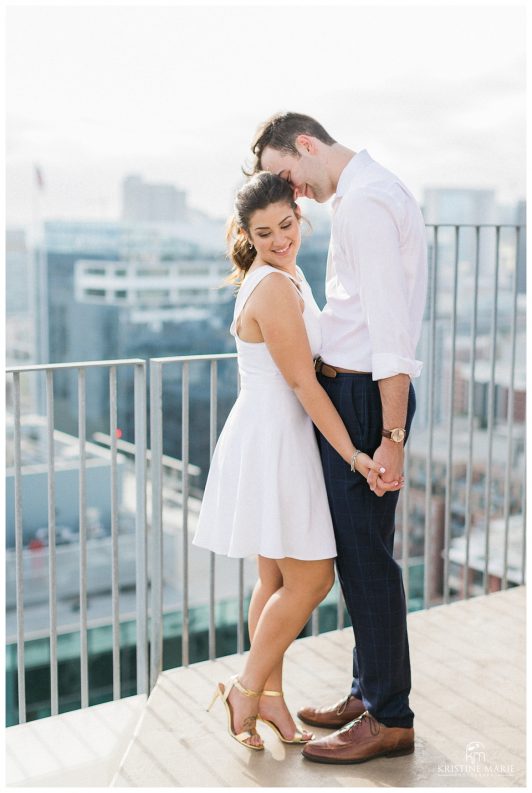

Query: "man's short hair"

xmin=248 ymin=112 xmax=336 ymax=174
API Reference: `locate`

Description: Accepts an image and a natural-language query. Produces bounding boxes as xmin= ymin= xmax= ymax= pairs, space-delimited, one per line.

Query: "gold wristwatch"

xmin=382 ymin=427 xmax=406 ymax=443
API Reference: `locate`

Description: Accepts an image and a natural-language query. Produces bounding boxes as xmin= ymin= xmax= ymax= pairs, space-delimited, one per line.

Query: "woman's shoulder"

xmin=245 ymin=267 xmax=303 ymax=311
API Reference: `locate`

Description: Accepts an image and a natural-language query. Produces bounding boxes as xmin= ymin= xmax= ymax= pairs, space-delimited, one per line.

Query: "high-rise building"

xmin=516 ymin=200 xmax=526 ymax=295
xmin=423 ymin=188 xmax=496 ymax=225
xmin=121 ymin=175 xmax=187 ymax=224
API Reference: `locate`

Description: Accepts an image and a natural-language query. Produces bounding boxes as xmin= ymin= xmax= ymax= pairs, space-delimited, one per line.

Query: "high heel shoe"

xmin=207 ymin=675 xmax=264 ymax=750
xmin=257 ymin=689 xmax=315 ymax=744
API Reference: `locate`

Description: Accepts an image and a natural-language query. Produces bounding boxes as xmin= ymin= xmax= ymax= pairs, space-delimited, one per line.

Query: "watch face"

xmin=391 ymin=428 xmax=405 ymax=442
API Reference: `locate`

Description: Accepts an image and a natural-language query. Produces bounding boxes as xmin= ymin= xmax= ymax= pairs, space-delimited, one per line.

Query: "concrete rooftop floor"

xmin=112 ymin=585 xmax=526 ymax=788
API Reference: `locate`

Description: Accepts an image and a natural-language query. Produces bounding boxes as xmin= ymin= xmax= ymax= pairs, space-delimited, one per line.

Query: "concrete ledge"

xmin=6 ymin=693 xmax=146 ymax=787
xmin=112 ymin=586 xmax=526 ymax=787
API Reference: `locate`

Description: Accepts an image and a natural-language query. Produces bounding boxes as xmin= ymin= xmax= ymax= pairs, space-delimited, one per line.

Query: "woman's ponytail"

xmin=226 ymin=215 xmax=257 ymax=286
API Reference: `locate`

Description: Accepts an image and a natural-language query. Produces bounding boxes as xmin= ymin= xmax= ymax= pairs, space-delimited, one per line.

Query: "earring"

xmin=248 ymin=242 xmax=254 ymax=249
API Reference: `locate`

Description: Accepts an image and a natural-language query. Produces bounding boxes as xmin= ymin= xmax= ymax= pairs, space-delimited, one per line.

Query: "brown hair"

xmin=246 ymin=112 xmax=336 ymax=175
xmin=226 ymin=171 xmax=298 ymax=287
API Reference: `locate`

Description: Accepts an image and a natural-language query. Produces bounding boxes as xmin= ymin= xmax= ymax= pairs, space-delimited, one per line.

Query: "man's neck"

xmin=326 ymin=144 xmax=357 ymax=192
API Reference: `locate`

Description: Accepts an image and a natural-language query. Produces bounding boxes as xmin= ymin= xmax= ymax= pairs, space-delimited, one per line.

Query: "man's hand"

xmin=367 ymin=440 xmax=404 ymax=497
xmin=354 ymin=450 xmax=404 ymax=494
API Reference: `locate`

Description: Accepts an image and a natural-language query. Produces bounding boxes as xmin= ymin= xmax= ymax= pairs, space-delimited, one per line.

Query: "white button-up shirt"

xmin=320 ymin=150 xmax=427 ymax=380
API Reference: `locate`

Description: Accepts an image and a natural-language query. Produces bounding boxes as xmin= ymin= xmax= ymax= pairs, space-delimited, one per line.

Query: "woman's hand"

xmin=353 ymin=452 xmax=405 ymax=494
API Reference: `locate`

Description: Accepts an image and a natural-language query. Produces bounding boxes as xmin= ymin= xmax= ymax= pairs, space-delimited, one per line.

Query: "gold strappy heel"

xmin=257 ymin=689 xmax=315 ymax=744
xmin=207 ymin=675 xmax=264 ymax=750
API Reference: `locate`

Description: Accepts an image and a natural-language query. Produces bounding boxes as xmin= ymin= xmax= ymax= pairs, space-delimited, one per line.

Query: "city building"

xmin=122 ymin=175 xmax=186 ymax=224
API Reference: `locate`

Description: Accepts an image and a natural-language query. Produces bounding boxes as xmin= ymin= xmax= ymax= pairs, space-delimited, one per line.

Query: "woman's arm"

xmin=248 ymin=273 xmax=401 ymax=487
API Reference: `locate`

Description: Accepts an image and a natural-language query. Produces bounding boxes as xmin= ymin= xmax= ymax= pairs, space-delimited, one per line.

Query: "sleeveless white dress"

xmin=192 ymin=265 xmax=337 ymax=560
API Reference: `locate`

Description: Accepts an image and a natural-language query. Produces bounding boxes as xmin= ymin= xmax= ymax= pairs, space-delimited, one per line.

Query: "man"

xmin=250 ymin=112 xmax=427 ymax=764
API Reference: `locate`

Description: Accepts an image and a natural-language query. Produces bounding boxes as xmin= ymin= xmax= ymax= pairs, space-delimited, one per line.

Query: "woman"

xmin=192 ymin=172 xmax=402 ymax=750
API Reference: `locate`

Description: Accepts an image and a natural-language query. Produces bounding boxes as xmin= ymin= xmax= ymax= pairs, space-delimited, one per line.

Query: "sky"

xmin=6 ymin=1 xmax=526 ymax=227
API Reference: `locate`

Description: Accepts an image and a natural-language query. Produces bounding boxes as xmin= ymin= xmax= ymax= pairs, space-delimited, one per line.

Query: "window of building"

xmin=178 ymin=267 xmax=210 ymax=276
xmin=180 ymin=288 xmax=204 ymax=298
xmin=137 ymin=289 xmax=170 ymax=302
xmin=85 ymin=268 xmax=106 ymax=276
xmin=136 ymin=268 xmax=169 ymax=277
xmin=86 ymin=289 xmax=106 ymax=297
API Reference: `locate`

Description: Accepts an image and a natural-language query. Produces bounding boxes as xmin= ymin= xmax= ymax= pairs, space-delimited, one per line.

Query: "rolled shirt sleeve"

xmin=342 ymin=187 xmax=424 ymax=381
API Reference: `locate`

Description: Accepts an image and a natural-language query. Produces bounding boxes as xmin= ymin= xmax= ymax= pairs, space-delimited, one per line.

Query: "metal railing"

xmin=5 ymin=223 xmax=526 ymax=725
xmin=6 ymin=359 xmax=148 ymax=724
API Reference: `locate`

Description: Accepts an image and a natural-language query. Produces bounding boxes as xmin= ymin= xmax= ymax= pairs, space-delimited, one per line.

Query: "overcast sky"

xmin=6 ymin=2 xmax=526 ymax=226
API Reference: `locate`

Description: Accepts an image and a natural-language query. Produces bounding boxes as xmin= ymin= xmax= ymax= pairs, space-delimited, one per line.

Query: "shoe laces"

xmin=336 ymin=695 xmax=353 ymax=715
xmin=338 ymin=711 xmax=379 ymax=737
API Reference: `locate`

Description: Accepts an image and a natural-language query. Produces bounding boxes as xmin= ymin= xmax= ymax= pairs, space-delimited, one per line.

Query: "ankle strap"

xmin=261 ymin=689 xmax=283 ymax=697
xmin=232 ymin=676 xmax=262 ymax=698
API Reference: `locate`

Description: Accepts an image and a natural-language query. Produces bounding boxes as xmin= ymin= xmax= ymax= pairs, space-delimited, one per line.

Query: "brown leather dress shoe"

xmin=297 ymin=694 xmax=366 ymax=729
xmin=301 ymin=711 xmax=414 ymax=764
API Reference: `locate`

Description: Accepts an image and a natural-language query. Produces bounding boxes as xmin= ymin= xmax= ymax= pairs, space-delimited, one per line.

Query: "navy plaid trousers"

xmin=316 ymin=372 xmax=416 ymax=728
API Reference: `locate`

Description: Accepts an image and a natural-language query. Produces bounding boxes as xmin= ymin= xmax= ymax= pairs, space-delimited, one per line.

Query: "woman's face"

xmin=247 ymin=201 xmax=301 ymax=268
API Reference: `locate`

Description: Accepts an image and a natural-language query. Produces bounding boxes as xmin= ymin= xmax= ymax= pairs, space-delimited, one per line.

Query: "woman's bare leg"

xmin=247 ymin=557 xmax=283 ymax=691
xmin=247 ymin=556 xmax=313 ymax=739
xmin=228 ymin=556 xmax=334 ymax=744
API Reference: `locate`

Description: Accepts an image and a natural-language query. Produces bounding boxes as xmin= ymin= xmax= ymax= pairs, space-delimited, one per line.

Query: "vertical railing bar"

xmin=336 ymin=579 xmax=345 ymax=630
xmin=208 ymin=360 xmax=218 ymax=661
xmin=237 ymin=560 xmax=245 ymax=654
xmin=181 ymin=362 xmax=190 ymax=666
xmin=134 ymin=362 xmax=148 ymax=695
xmin=423 ymin=226 xmax=438 ymax=609
xmin=483 ymin=226 xmax=500 ymax=594
xmin=521 ymin=454 xmax=526 ymax=585
xmin=311 ymin=607 xmax=319 ymax=637
xmin=443 ymin=226 xmax=460 ymax=603
xmin=109 ymin=365 xmax=120 ymax=700
xmin=149 ymin=361 xmax=164 ymax=691
xmin=46 ymin=369 xmax=58 ymax=716
xmin=402 ymin=443 xmax=411 ymax=605
xmin=78 ymin=367 xmax=89 ymax=708
xmin=13 ymin=372 xmax=26 ymax=724
xmin=236 ymin=363 xmax=244 ymax=654
xmin=463 ymin=226 xmax=480 ymax=600
xmin=502 ymin=228 xmax=519 ymax=590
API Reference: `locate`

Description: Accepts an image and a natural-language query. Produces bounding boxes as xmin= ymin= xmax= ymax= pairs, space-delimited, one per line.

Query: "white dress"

xmin=192 ymin=265 xmax=337 ymax=560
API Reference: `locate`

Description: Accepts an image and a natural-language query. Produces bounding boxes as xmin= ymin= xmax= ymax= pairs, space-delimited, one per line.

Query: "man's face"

xmin=260 ymin=141 xmax=334 ymax=203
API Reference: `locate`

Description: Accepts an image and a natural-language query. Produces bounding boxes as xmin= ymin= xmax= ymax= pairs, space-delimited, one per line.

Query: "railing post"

xmin=109 ymin=366 xmax=121 ymax=700
xmin=78 ymin=367 xmax=89 ymax=708
xmin=149 ymin=361 xmax=164 ymax=691
xmin=134 ymin=361 xmax=148 ymax=695
xmin=463 ymin=226 xmax=481 ymax=599
xmin=13 ymin=372 xmax=26 ymax=723
xmin=483 ymin=227 xmax=501 ymax=593
xmin=181 ymin=362 xmax=190 ymax=666
xmin=443 ymin=227 xmax=460 ymax=603
xmin=402 ymin=443 xmax=411 ymax=605
xmin=502 ymin=228 xmax=520 ymax=589
xmin=46 ymin=369 xmax=58 ymax=716
xmin=208 ymin=360 xmax=218 ymax=661
xmin=423 ymin=227 xmax=438 ymax=609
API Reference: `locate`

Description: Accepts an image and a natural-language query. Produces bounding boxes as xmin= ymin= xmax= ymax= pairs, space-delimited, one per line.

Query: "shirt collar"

xmin=335 ymin=150 xmax=372 ymax=198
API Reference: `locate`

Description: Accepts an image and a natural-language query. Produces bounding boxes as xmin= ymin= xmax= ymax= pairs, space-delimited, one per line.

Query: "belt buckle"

xmin=314 ymin=356 xmax=323 ymax=374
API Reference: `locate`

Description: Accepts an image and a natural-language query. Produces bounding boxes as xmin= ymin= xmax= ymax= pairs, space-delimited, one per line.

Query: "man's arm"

xmin=367 ymin=374 xmax=409 ymax=496
xmin=342 ymin=187 xmax=421 ymax=496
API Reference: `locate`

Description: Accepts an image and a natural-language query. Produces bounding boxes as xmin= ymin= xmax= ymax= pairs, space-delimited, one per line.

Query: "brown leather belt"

xmin=314 ymin=357 xmax=371 ymax=378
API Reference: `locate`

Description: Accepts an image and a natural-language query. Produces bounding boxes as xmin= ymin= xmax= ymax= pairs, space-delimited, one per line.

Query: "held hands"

xmin=352 ymin=448 xmax=405 ymax=495
xmin=366 ymin=440 xmax=405 ymax=497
